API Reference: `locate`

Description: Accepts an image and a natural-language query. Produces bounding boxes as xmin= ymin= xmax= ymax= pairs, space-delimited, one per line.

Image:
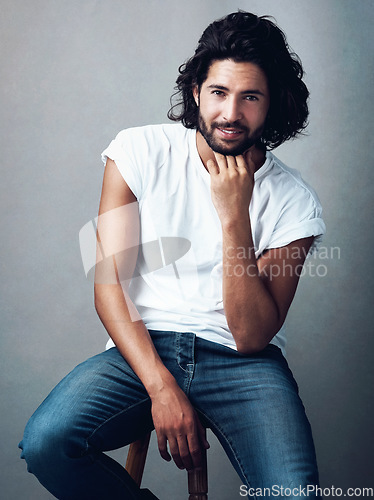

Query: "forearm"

xmin=95 ymin=282 xmax=209 ymax=469
xmin=94 ymin=283 xmax=178 ymax=398
xmin=222 ymin=216 xmax=280 ymax=353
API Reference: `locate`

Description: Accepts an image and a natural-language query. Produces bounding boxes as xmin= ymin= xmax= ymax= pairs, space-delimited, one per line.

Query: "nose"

xmin=222 ymin=96 xmax=243 ymax=123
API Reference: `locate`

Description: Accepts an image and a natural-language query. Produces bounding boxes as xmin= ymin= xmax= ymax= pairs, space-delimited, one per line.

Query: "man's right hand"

xmin=150 ymin=382 xmax=209 ymax=471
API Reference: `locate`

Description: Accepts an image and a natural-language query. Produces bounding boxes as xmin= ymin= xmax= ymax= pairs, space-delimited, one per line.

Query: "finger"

xmin=235 ymin=154 xmax=247 ymax=170
xmin=177 ymin=435 xmax=195 ymax=471
xmin=185 ymin=432 xmax=203 ymax=470
xmin=156 ymin=433 xmax=171 ymax=462
xmin=213 ymin=151 xmax=228 ymax=170
xmin=206 ymin=158 xmax=219 ymax=175
xmin=243 ymin=150 xmax=256 ymax=176
xmin=226 ymin=155 xmax=238 ymax=170
xmin=169 ymin=436 xmax=189 ymax=470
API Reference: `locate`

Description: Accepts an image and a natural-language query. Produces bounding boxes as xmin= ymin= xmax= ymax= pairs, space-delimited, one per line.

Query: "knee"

xmin=19 ymin=410 xmax=76 ymax=475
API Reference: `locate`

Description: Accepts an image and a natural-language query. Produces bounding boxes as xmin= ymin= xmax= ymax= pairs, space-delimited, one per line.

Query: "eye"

xmin=211 ymin=90 xmax=225 ymax=97
xmin=244 ymin=95 xmax=259 ymax=101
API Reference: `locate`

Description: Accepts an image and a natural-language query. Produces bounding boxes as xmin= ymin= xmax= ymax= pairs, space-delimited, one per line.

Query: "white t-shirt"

xmin=101 ymin=123 xmax=325 ymax=355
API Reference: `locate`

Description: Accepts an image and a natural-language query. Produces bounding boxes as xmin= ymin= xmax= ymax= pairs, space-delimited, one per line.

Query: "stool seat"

xmin=125 ymin=432 xmax=208 ymax=499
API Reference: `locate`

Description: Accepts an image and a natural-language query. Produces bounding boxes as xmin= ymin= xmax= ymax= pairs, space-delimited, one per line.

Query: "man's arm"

xmin=207 ymin=152 xmax=313 ymax=354
xmin=94 ymin=158 xmax=209 ymax=471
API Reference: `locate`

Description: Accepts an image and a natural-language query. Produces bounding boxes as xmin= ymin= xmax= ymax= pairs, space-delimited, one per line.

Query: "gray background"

xmin=1 ymin=0 xmax=373 ymax=498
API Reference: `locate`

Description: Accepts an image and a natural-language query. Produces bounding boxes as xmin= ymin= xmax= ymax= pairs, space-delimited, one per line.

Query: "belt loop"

xmin=176 ymin=332 xmax=196 ymax=378
xmin=186 ymin=332 xmax=195 ymax=375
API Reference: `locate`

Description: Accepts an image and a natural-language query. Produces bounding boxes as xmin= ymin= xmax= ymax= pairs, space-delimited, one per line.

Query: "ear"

xmin=193 ymin=85 xmax=199 ymax=106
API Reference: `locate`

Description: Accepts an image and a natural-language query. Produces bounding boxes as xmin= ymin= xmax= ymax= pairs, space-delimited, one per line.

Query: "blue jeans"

xmin=19 ymin=331 xmax=320 ymax=499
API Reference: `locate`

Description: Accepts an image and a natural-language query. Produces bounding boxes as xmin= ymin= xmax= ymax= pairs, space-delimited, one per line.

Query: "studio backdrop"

xmin=1 ymin=1 xmax=373 ymax=498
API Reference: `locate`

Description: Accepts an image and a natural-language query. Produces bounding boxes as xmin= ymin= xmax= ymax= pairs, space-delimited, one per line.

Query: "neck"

xmin=195 ymin=130 xmax=266 ymax=172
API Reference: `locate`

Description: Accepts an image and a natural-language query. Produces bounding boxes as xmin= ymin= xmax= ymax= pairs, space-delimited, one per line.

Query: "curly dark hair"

xmin=167 ymin=11 xmax=309 ymax=150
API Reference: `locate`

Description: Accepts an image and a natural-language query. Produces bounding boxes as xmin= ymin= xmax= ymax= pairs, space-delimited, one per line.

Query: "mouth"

xmin=216 ymin=127 xmax=245 ymax=139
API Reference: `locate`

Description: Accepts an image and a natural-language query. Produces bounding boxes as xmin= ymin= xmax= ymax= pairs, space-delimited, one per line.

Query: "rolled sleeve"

xmin=101 ymin=130 xmax=142 ymax=200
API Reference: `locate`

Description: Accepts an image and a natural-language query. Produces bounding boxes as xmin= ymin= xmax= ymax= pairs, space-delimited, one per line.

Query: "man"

xmin=20 ymin=12 xmax=325 ymax=499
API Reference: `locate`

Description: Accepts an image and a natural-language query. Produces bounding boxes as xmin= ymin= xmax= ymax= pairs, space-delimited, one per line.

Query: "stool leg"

xmin=187 ymin=448 xmax=208 ymax=500
xmin=125 ymin=432 xmax=152 ymax=487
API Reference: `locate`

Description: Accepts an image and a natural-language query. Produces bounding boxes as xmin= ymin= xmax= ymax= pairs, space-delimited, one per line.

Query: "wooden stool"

xmin=125 ymin=432 xmax=208 ymax=499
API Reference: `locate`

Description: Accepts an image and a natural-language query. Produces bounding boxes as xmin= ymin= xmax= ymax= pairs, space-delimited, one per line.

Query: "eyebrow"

xmin=206 ymin=84 xmax=265 ymax=96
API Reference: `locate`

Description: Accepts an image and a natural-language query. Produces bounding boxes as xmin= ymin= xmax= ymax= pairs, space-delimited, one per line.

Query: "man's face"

xmin=193 ymin=59 xmax=270 ymax=156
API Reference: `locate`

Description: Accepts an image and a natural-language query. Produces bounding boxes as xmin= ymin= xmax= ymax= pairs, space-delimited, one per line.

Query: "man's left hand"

xmin=206 ymin=151 xmax=255 ymax=225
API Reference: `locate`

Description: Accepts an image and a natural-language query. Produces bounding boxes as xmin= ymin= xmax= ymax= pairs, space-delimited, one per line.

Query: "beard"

xmin=197 ymin=112 xmax=264 ymax=156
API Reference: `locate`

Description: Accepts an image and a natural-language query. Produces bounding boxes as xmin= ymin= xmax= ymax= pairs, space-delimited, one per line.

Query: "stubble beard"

xmin=197 ymin=113 xmax=264 ymax=156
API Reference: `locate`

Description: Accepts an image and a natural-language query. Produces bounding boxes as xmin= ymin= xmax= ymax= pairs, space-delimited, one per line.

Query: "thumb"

xmin=196 ymin=416 xmax=210 ymax=449
xmin=244 ymin=150 xmax=256 ymax=177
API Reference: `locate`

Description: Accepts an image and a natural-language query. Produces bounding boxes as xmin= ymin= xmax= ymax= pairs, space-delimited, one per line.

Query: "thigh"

xmin=23 ymin=347 xmax=153 ymax=455
xmin=191 ymin=341 xmax=319 ymax=492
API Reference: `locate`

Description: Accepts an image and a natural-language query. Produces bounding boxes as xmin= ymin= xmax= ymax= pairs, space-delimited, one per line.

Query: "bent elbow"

xmin=235 ymin=339 xmax=269 ymax=355
xmin=229 ymin=314 xmax=283 ymax=355
xmin=228 ymin=320 xmax=269 ymax=354
xmin=232 ymin=326 xmax=277 ymax=355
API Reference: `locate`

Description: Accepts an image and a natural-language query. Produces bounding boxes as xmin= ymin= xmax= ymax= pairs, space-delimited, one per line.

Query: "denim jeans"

xmin=19 ymin=331 xmax=320 ymax=499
